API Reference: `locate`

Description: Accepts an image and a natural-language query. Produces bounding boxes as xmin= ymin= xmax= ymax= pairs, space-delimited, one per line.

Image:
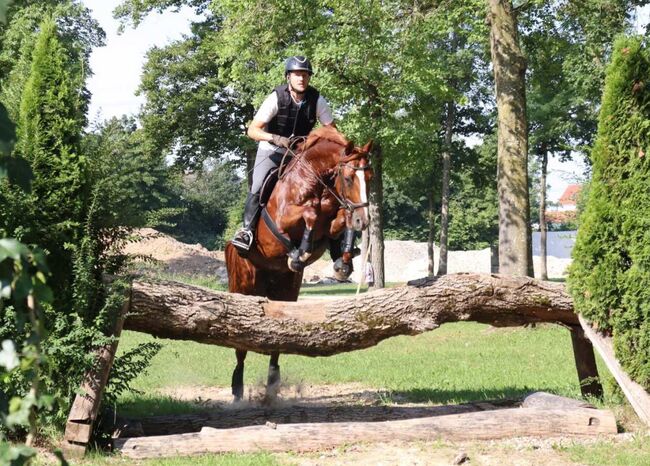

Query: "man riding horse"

xmin=232 ymin=55 xmax=336 ymax=254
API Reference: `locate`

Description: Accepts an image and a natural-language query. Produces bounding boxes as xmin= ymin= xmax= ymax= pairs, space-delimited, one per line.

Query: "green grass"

xmin=138 ymin=270 xmax=227 ymax=291
xmin=115 ymin=322 xmax=614 ymax=417
xmin=300 ymin=281 xmax=402 ymax=295
xmin=558 ymin=436 xmax=650 ymax=465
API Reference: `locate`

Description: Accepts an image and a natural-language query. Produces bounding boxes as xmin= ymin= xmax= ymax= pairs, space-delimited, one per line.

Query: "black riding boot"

xmin=232 ymin=193 xmax=261 ymax=255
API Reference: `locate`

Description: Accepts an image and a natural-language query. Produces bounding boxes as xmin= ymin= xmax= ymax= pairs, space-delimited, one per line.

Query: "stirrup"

xmin=232 ymin=228 xmax=253 ymax=253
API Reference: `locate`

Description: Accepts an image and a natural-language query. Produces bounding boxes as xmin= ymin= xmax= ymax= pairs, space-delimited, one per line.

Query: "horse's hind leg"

xmin=232 ymin=349 xmax=247 ymax=401
xmin=265 ymin=351 xmax=281 ymax=403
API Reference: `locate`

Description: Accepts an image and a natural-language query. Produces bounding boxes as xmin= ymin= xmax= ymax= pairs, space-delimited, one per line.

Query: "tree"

xmin=521 ymin=0 xmax=646 ymax=280
xmin=12 ymin=15 xmax=88 ymax=298
xmin=487 ymin=0 xmax=531 ymax=277
xmin=568 ymin=36 xmax=650 ymax=390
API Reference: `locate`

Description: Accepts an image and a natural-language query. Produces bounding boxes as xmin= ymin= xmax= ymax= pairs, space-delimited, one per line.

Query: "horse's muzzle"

xmin=351 ymin=209 xmax=369 ymax=231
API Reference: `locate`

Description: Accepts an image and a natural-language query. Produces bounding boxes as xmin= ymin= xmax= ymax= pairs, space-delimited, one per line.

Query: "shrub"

xmin=568 ymin=36 xmax=650 ymax=389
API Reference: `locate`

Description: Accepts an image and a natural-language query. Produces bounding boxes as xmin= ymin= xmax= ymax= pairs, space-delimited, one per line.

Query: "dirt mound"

xmin=123 ymin=228 xmax=228 ymax=282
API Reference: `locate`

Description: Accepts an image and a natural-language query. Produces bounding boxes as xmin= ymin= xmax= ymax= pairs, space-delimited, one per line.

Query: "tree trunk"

xmin=427 ymin=188 xmax=436 ymax=277
xmin=124 ymin=274 xmax=579 ymax=356
xmin=438 ymin=101 xmax=455 ymax=276
xmin=539 ymin=148 xmax=548 ymax=280
xmin=369 ymin=142 xmax=385 ymax=289
xmin=488 ymin=0 xmax=531 ymax=277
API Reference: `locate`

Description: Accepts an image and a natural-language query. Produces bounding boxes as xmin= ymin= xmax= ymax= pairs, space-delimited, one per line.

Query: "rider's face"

xmin=287 ymin=71 xmax=311 ymax=94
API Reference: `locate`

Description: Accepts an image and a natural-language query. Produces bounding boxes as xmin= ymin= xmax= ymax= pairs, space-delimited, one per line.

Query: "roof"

xmin=558 ymin=184 xmax=581 ymax=205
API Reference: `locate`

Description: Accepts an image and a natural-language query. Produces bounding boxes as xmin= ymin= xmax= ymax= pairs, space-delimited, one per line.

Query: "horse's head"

xmin=335 ymin=140 xmax=374 ymax=231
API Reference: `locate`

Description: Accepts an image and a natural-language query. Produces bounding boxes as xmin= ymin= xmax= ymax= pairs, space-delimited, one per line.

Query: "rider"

xmin=231 ymin=55 xmax=335 ymax=254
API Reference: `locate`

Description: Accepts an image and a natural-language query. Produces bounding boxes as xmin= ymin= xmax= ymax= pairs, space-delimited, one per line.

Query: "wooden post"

xmin=61 ymin=291 xmax=131 ymax=457
xmin=569 ymin=325 xmax=604 ymax=399
xmin=579 ymin=315 xmax=650 ymax=426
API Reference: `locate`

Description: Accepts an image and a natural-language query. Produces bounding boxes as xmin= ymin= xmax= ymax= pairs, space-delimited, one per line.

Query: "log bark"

xmin=114 ymin=406 xmax=617 ymax=459
xmin=124 ymin=273 xmax=578 ymax=356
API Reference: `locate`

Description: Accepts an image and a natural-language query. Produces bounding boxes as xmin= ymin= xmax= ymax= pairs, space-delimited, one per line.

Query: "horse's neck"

xmin=287 ymin=147 xmax=336 ymax=188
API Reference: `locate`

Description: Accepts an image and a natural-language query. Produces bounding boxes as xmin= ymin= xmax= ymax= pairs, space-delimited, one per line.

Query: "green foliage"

xmin=0 ymin=239 xmax=53 ymax=465
xmin=568 ymin=36 xmax=650 ymax=390
xmin=161 ymin=161 xmax=244 ymax=249
xmin=1 ymin=13 xmax=171 ymax=453
xmin=11 ymin=15 xmax=87 ymax=300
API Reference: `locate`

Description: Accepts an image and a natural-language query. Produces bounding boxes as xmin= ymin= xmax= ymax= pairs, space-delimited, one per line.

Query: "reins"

xmin=279 ymin=139 xmax=370 ymax=213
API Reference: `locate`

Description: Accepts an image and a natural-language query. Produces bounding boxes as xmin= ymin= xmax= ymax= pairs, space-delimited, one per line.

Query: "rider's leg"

xmin=232 ymin=146 xmax=278 ymax=253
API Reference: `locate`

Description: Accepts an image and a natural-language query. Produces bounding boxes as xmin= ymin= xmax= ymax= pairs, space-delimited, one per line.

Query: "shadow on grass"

xmin=118 ymin=394 xmax=210 ymax=418
xmin=116 ymin=386 xmax=562 ymax=436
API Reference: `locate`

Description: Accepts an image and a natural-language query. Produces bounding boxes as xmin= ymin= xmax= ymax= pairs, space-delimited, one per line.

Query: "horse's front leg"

xmin=288 ymin=202 xmax=319 ymax=271
xmin=232 ymin=349 xmax=247 ymax=402
xmin=329 ymin=210 xmax=358 ymax=280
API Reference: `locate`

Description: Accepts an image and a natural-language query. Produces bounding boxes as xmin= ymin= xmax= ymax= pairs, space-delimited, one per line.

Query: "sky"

xmin=82 ymin=1 xmax=649 ymax=202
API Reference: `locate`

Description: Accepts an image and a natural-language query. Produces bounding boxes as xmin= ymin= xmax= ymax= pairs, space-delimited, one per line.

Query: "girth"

xmin=261 ymin=208 xmax=295 ymax=252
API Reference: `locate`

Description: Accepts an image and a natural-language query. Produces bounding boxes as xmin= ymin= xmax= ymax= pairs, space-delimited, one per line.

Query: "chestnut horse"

xmin=225 ymin=126 xmax=373 ymax=401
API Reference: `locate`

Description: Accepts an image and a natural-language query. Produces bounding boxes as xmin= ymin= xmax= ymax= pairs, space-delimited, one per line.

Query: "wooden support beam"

xmin=61 ymin=292 xmax=130 ymax=456
xmin=114 ymin=406 xmax=617 ymax=459
xmin=579 ymin=315 xmax=650 ymax=426
xmin=569 ymin=325 xmax=604 ymax=399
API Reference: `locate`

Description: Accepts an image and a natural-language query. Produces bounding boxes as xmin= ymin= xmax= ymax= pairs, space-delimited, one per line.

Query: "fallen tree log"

xmin=125 ymin=273 xmax=578 ymax=356
xmin=114 ymin=406 xmax=617 ymax=458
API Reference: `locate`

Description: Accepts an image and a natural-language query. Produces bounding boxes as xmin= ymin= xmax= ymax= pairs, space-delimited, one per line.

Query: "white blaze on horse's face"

xmin=356 ymin=169 xmax=369 ymax=221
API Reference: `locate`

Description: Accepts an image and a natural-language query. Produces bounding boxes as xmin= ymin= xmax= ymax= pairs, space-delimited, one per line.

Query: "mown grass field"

xmin=60 ymin=281 xmax=650 ymax=466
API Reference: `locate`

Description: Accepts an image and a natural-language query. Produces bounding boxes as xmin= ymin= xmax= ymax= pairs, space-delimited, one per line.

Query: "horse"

xmin=225 ymin=126 xmax=373 ymax=401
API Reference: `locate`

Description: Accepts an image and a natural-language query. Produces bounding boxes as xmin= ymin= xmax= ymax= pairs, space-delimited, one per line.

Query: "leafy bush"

xmin=568 ymin=36 xmax=650 ymax=389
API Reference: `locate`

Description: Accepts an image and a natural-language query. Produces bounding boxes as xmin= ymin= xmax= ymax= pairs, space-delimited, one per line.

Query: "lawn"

xmin=60 ymin=280 xmax=649 ymax=465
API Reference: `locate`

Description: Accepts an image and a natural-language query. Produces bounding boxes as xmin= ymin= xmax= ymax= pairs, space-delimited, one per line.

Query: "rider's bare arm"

xmin=247 ymin=119 xmax=275 ymax=142
xmin=247 ymin=120 xmax=336 ymax=142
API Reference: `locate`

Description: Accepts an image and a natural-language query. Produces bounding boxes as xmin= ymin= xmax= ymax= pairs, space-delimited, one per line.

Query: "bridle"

xmin=281 ymin=140 xmax=371 ymax=213
xmin=335 ymin=160 xmax=371 ymax=212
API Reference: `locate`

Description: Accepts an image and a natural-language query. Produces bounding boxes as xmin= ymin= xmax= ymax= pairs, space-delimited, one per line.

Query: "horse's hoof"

xmin=333 ymin=258 xmax=352 ymax=279
xmin=288 ymin=257 xmax=305 ymax=272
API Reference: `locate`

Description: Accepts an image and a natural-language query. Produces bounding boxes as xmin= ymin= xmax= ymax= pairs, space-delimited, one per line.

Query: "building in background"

xmin=546 ymin=184 xmax=582 ymax=227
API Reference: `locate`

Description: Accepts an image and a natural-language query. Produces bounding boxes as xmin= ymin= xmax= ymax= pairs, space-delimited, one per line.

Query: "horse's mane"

xmin=302 ymin=126 xmax=351 ymax=152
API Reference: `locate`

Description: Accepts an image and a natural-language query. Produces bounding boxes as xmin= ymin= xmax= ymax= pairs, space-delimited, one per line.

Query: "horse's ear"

xmin=362 ymin=139 xmax=373 ymax=154
xmin=345 ymin=141 xmax=354 ymax=155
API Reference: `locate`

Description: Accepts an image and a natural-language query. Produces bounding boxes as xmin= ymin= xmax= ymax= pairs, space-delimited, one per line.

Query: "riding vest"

xmin=266 ymin=84 xmax=320 ymax=138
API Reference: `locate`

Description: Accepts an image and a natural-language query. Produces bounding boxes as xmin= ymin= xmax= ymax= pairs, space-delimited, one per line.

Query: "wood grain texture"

xmin=114 ymin=407 xmax=617 ymax=458
xmin=124 ymin=273 xmax=577 ymax=356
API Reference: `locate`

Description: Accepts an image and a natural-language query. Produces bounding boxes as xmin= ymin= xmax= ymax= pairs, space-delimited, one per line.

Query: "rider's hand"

xmin=270 ymin=134 xmax=291 ymax=148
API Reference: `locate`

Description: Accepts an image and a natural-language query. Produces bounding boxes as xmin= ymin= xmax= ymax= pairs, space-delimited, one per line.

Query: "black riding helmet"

xmin=285 ymin=56 xmax=313 ymax=76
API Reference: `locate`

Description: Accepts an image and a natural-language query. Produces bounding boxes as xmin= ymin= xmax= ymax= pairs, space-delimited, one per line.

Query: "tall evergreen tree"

xmin=14 ymin=15 xmax=87 ymax=299
xmin=568 ymin=36 xmax=650 ymax=390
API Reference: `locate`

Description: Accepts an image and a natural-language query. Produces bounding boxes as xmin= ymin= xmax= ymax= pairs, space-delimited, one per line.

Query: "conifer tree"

xmin=568 ymin=36 xmax=650 ymax=389
xmin=15 ymin=16 xmax=87 ymax=297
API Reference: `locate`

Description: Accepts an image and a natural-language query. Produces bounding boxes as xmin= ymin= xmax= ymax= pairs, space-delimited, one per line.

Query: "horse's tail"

xmin=225 ymin=241 xmax=258 ymax=295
